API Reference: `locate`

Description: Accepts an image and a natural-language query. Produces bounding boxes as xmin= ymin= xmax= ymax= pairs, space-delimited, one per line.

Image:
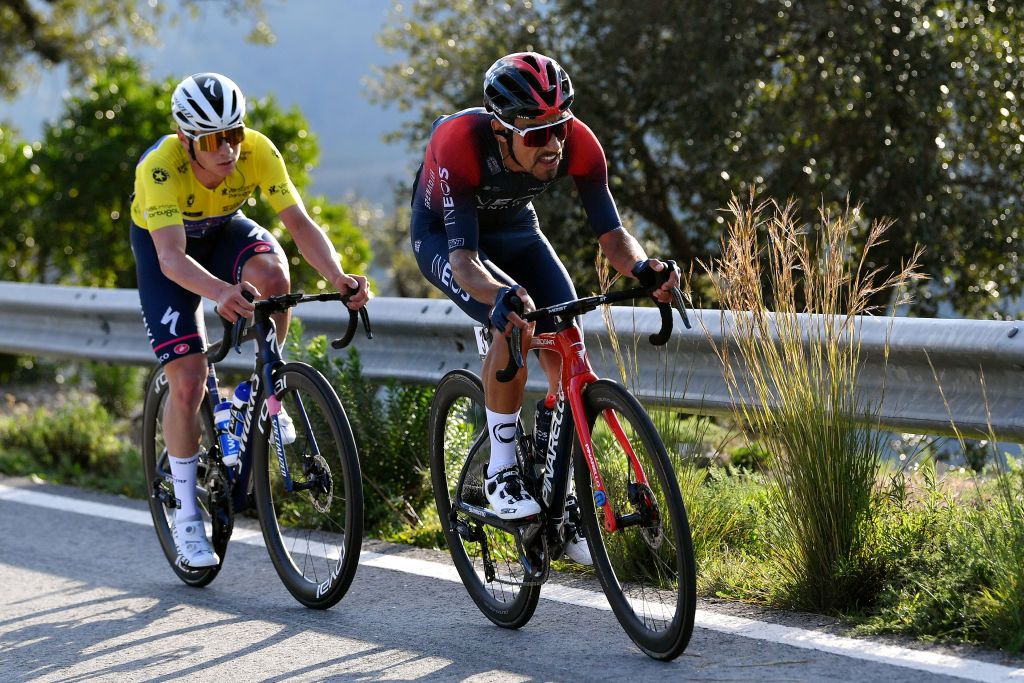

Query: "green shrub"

xmin=0 ymin=393 xmax=140 ymax=495
xmin=87 ymin=361 xmax=144 ymax=418
xmin=287 ymin=325 xmax=435 ymax=533
xmin=973 ymin=455 xmax=1024 ymax=650
xmin=728 ymin=441 xmax=769 ymax=472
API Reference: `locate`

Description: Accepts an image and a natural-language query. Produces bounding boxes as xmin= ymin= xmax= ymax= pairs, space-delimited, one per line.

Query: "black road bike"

xmin=141 ymin=292 xmax=370 ymax=609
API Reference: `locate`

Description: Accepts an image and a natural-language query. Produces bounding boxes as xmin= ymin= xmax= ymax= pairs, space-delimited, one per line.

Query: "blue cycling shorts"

xmin=410 ymin=207 xmax=577 ymax=333
xmin=131 ymin=212 xmax=283 ymax=365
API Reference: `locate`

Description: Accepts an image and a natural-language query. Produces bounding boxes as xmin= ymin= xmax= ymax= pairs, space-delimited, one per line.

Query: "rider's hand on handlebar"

xmin=490 ymin=285 xmax=535 ymax=338
xmin=332 ymin=273 xmax=369 ymax=310
xmin=635 ymin=259 xmax=681 ymax=304
xmin=215 ymin=281 xmax=259 ymax=322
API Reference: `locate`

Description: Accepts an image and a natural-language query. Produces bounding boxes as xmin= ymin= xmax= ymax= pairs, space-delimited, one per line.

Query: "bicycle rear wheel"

xmin=252 ymin=361 xmax=363 ymax=609
xmin=574 ymin=379 xmax=696 ymax=660
xmin=141 ymin=366 xmax=232 ymax=587
xmin=428 ymin=370 xmax=540 ymax=629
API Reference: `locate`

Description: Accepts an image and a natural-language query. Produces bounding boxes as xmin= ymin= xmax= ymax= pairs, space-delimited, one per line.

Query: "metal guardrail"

xmin=1 ymin=282 xmax=1022 ymax=439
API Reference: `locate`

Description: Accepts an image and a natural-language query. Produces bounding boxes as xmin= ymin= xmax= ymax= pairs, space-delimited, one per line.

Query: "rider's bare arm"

xmin=150 ymin=224 xmax=256 ymax=320
xmin=448 ymin=249 xmax=505 ymax=304
xmin=278 ymin=204 xmax=368 ymax=309
xmin=598 ymin=227 xmax=648 ymax=276
xmin=598 ymin=227 xmax=679 ymax=303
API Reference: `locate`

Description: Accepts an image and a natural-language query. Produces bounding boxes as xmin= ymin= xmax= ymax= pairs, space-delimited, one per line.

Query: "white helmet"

xmin=171 ymin=72 xmax=245 ymax=134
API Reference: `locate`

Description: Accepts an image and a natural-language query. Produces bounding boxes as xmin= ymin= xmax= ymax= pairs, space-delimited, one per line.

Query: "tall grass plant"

xmin=703 ymin=193 xmax=923 ymax=611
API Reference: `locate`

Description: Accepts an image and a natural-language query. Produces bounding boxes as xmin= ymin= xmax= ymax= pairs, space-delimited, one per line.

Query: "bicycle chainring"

xmin=206 ymin=464 xmax=234 ymax=553
xmin=515 ymin=522 xmax=549 ymax=585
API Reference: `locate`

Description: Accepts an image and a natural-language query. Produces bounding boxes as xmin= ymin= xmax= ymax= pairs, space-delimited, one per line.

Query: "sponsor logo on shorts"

xmin=448 ymin=238 xmax=465 ymax=249
xmin=487 ymin=157 xmax=501 ymax=174
xmin=413 ymin=240 xmax=422 ymax=253
xmin=173 ymin=343 xmax=190 ymax=355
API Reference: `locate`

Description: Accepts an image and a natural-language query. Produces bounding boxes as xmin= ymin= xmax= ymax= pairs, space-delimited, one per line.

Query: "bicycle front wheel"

xmin=574 ymin=379 xmax=696 ymax=660
xmin=428 ymin=370 xmax=540 ymax=629
xmin=252 ymin=362 xmax=363 ymax=609
xmin=140 ymin=365 xmax=231 ymax=587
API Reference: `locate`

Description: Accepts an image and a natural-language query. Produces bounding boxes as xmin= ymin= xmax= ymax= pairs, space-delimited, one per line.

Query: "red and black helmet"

xmin=483 ymin=52 xmax=574 ymax=122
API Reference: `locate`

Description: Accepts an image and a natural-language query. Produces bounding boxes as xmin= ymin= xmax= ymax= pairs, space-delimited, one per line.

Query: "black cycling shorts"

xmin=410 ymin=207 xmax=577 ymax=333
xmin=131 ymin=212 xmax=283 ymax=365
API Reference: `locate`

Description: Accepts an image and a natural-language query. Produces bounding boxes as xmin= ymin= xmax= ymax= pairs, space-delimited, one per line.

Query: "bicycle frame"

xmin=210 ymin=290 xmax=369 ymax=509
xmin=532 ymin=320 xmax=652 ymax=535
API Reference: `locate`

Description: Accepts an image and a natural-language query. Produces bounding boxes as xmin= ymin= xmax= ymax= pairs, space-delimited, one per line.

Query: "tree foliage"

xmin=370 ymin=0 xmax=1024 ymax=316
xmin=1 ymin=59 xmax=370 ymax=293
xmin=0 ymin=0 xmax=272 ymax=98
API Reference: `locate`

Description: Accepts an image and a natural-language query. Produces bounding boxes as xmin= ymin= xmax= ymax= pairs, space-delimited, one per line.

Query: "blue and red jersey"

xmin=410 ymin=107 xmax=622 ymax=250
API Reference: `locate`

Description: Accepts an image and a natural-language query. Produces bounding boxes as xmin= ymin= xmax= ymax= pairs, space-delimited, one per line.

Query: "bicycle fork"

xmin=568 ymin=380 xmax=655 ymax=534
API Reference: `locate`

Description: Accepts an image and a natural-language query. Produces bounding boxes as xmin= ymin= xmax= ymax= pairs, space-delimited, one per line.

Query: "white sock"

xmin=169 ymin=452 xmax=201 ymax=523
xmin=486 ymin=408 xmax=520 ymax=477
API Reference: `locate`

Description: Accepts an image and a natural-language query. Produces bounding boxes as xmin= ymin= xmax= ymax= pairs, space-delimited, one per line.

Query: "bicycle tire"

xmin=140 ymin=365 xmax=232 ymax=587
xmin=573 ymin=379 xmax=696 ymax=660
xmin=252 ymin=361 xmax=363 ymax=609
xmin=428 ymin=369 xmax=540 ymax=629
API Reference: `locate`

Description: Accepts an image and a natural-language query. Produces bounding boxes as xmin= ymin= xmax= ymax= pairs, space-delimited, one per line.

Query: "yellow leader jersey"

xmin=130 ymin=128 xmax=299 ymax=235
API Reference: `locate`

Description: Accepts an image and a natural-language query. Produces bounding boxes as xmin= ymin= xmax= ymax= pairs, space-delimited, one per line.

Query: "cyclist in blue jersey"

xmin=131 ymin=73 xmax=368 ymax=568
xmin=410 ymin=52 xmax=679 ymax=564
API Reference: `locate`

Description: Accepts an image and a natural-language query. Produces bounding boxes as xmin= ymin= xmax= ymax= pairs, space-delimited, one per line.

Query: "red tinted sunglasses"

xmin=497 ymin=114 xmax=573 ymax=147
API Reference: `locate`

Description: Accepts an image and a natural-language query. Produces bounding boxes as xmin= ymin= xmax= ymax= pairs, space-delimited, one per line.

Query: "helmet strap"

xmin=496 ymin=127 xmax=523 ymax=169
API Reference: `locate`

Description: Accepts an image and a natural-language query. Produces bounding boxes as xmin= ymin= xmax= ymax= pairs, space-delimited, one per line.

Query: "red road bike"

xmin=428 ymin=269 xmax=696 ymax=660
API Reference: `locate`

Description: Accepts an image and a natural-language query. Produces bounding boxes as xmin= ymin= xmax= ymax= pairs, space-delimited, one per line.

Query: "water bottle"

xmin=214 ymin=398 xmax=240 ymax=466
xmin=230 ymin=381 xmax=251 ymax=440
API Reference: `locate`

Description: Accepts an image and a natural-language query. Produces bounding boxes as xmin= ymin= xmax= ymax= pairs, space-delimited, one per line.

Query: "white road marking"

xmin=2 ymin=482 xmax=1022 ymax=681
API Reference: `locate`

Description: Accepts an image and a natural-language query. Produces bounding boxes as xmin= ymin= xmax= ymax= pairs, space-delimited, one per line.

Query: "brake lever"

xmin=232 ymin=289 xmax=256 ymax=354
xmin=496 ymin=293 xmax=525 ymax=382
xmin=495 ymin=328 xmax=523 ymax=382
xmin=671 ymin=286 xmax=692 ymax=330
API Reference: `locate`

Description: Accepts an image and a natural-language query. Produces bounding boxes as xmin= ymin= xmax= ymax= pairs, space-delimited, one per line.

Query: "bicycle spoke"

xmin=429 ymin=371 xmax=540 ymax=628
xmin=255 ymin=364 xmax=362 ymax=609
xmin=577 ymin=380 xmax=695 ymax=659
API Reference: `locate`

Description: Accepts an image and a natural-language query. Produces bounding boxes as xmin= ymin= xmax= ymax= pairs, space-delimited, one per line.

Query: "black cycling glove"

xmin=490 ymin=285 xmax=523 ymax=332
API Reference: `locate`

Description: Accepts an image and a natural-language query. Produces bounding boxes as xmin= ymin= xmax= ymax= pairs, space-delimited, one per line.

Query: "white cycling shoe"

xmin=485 ymin=466 xmax=541 ymax=520
xmin=276 ymin=407 xmax=297 ymax=445
xmin=173 ymin=516 xmax=219 ymax=568
xmin=562 ymin=495 xmax=593 ymax=565
xmin=563 ymin=525 xmax=593 ymax=565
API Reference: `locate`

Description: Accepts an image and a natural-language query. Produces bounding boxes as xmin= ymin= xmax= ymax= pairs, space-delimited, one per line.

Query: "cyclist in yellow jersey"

xmin=130 ymin=72 xmax=369 ymax=568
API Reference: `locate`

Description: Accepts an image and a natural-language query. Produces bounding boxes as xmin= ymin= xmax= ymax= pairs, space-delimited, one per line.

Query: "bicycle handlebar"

xmin=207 ymin=290 xmax=372 ymax=364
xmin=496 ymin=264 xmax=692 ymax=382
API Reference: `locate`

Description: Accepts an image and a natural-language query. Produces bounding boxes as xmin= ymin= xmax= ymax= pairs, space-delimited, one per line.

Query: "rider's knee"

xmin=167 ymin=361 xmax=206 ymax=408
xmin=259 ymin=264 xmax=290 ymax=295
xmin=244 ymin=255 xmax=290 ymax=295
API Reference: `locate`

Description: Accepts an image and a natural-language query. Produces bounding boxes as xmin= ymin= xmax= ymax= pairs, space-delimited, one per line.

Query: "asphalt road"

xmin=1 ymin=477 xmax=1022 ymax=682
